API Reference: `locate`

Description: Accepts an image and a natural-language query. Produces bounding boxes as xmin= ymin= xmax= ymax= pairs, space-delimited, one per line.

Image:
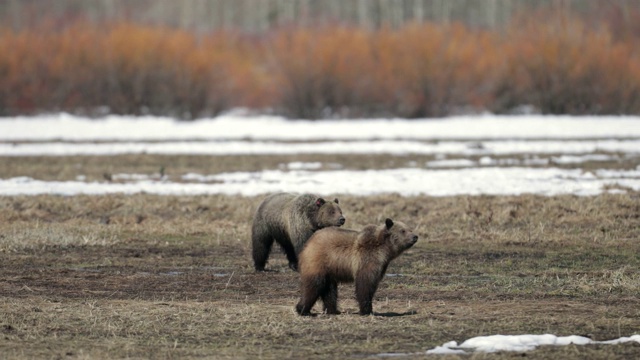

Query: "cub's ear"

xmin=333 ymin=198 xmax=339 ymax=204
xmin=315 ymin=198 xmax=326 ymax=207
xmin=385 ymin=218 xmax=394 ymax=229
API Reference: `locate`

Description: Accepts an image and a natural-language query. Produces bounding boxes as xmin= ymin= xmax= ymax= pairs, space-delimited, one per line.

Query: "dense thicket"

xmin=1 ymin=13 xmax=639 ymax=119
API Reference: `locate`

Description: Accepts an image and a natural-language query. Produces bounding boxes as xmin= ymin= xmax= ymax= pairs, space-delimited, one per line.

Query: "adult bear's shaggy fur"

xmin=251 ymin=193 xmax=345 ymax=272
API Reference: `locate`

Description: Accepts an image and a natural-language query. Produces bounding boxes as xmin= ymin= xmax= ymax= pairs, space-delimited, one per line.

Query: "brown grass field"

xmin=1 ymin=154 xmax=640 ymax=359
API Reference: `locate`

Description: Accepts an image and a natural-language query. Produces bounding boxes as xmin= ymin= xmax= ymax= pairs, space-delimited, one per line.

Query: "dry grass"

xmin=2 ymin=190 xmax=640 ymax=358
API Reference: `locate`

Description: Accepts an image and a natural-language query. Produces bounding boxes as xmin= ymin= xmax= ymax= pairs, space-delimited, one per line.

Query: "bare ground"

xmin=2 ymin=192 xmax=640 ymax=359
xmin=1 ymin=152 xmax=638 ymax=182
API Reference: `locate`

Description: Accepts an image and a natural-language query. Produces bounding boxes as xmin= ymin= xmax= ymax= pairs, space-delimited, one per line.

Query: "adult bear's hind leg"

xmin=252 ymin=225 xmax=274 ymax=271
xmin=276 ymin=236 xmax=299 ymax=271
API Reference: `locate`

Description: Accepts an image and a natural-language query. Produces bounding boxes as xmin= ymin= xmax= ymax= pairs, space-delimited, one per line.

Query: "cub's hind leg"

xmin=321 ymin=278 xmax=340 ymax=315
xmin=296 ymin=274 xmax=325 ymax=316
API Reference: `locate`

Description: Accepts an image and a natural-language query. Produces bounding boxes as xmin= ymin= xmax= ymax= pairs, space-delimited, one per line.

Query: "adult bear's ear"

xmin=333 ymin=198 xmax=339 ymax=204
xmin=385 ymin=218 xmax=394 ymax=229
xmin=316 ymin=198 xmax=326 ymax=207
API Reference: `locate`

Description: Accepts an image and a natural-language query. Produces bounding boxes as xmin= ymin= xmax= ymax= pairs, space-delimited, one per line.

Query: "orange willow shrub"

xmin=0 ymin=22 xmax=261 ymax=118
xmin=374 ymin=23 xmax=500 ymax=117
xmin=267 ymin=26 xmax=379 ymax=119
xmin=1 ymin=18 xmax=639 ymax=118
xmin=267 ymin=23 xmax=500 ymax=118
xmin=100 ymin=23 xmax=260 ymax=117
xmin=495 ymin=15 xmax=640 ymax=115
xmin=0 ymin=26 xmax=68 ymax=113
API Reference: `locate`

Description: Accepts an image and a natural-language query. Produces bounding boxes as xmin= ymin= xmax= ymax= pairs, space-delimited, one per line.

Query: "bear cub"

xmin=296 ymin=218 xmax=418 ymax=316
xmin=252 ymin=192 xmax=345 ymax=272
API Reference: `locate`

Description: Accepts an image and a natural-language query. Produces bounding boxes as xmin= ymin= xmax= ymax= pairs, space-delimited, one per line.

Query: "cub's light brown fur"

xmin=296 ymin=218 xmax=418 ymax=316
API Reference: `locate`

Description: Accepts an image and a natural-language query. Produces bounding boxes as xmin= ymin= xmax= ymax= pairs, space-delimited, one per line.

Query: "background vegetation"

xmin=1 ymin=1 xmax=639 ymax=119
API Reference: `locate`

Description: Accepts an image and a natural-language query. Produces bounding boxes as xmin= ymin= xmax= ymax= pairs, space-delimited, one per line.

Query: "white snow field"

xmin=3 ymin=113 xmax=640 ymax=141
xmin=0 ymin=113 xmax=639 ymax=196
xmin=2 ymin=167 xmax=638 ymax=197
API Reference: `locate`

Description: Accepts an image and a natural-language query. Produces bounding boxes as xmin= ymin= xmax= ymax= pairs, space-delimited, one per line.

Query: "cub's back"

xmin=299 ymin=227 xmax=359 ymax=280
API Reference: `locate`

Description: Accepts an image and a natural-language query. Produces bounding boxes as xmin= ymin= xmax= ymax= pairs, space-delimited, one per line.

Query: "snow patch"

xmin=423 ymin=334 xmax=640 ymax=354
xmin=284 ymin=162 xmax=323 ymax=170
xmin=2 ymin=167 xmax=639 ymax=197
xmin=426 ymin=159 xmax=476 ymax=168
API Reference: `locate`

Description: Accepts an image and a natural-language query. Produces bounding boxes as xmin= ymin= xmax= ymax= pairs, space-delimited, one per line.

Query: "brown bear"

xmin=295 ymin=218 xmax=418 ymax=316
xmin=251 ymin=193 xmax=345 ymax=272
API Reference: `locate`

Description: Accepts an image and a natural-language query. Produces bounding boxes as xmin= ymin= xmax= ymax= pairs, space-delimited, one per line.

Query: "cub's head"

xmin=313 ymin=197 xmax=345 ymax=228
xmin=382 ymin=218 xmax=418 ymax=257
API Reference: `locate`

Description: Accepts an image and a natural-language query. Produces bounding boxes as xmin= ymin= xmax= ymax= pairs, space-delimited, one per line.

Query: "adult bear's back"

xmin=251 ymin=192 xmax=345 ymax=271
